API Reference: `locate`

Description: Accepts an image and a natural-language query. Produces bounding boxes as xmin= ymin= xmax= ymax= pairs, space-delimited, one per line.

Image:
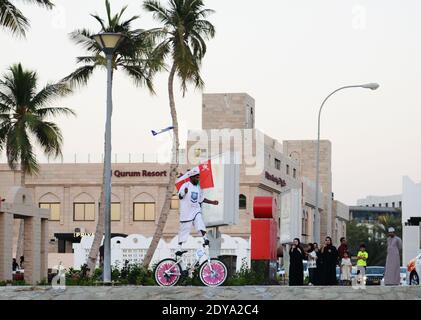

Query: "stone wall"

xmin=0 ymin=286 xmax=420 ymax=300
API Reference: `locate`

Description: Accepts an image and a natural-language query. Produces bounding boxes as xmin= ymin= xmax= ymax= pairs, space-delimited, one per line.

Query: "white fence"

xmin=73 ymin=234 xmax=250 ymax=272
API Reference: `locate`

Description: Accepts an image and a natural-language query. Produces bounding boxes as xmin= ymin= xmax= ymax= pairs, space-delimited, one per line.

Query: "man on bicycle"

xmin=177 ymin=167 xmax=219 ymax=255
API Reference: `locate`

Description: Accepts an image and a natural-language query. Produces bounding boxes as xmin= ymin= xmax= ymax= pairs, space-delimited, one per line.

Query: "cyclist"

xmin=177 ymin=167 xmax=219 ymax=255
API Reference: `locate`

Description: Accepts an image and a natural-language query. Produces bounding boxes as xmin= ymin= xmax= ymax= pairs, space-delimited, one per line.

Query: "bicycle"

xmin=154 ymin=243 xmax=228 ymax=287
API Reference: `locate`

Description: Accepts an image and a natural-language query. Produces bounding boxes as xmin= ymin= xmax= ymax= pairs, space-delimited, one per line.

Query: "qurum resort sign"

xmin=265 ymin=171 xmax=286 ymax=187
xmin=113 ymin=170 xmax=168 ymax=178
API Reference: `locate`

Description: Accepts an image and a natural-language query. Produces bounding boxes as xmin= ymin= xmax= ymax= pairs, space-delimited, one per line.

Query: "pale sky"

xmin=1 ymin=0 xmax=421 ymax=205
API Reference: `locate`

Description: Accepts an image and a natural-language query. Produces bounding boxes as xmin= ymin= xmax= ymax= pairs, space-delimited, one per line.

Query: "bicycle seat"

xmin=175 ymin=250 xmax=188 ymax=257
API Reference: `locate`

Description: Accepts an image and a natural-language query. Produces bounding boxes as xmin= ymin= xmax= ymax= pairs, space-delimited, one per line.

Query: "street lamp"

xmin=314 ymin=83 xmax=379 ymax=243
xmin=92 ymin=32 xmax=125 ymax=283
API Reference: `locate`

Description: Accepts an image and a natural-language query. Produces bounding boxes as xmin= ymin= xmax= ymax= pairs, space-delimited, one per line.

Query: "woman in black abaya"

xmin=320 ymin=236 xmax=338 ymax=285
xmin=289 ymin=238 xmax=305 ymax=286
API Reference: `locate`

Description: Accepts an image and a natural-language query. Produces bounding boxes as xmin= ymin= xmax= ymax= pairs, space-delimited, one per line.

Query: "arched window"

xmin=39 ymin=192 xmax=61 ymax=221
xmin=239 ymin=194 xmax=247 ymax=210
xmin=133 ymin=193 xmax=156 ymax=221
xmin=73 ymin=192 xmax=95 ymax=221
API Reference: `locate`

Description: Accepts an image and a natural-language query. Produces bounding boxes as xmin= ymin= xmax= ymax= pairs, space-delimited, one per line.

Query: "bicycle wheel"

xmin=154 ymin=258 xmax=181 ymax=286
xmin=199 ymin=259 xmax=228 ymax=287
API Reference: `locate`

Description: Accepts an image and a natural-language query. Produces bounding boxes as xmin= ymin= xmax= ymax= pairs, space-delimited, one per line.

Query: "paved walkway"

xmin=0 ymin=286 xmax=420 ymax=300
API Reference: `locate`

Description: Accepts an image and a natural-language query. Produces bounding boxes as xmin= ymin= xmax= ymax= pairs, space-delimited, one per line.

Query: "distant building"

xmin=357 ymin=194 xmax=402 ymax=209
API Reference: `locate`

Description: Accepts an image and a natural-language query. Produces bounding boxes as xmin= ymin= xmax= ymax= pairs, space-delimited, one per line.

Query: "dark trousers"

xmin=309 ymin=268 xmax=317 ymax=285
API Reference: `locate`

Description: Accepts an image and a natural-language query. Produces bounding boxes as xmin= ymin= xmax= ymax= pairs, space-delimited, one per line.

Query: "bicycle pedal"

xmin=181 ymin=270 xmax=189 ymax=277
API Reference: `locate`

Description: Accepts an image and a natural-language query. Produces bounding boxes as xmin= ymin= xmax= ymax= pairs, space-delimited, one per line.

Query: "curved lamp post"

xmin=92 ymin=32 xmax=125 ymax=283
xmin=314 ymin=83 xmax=379 ymax=243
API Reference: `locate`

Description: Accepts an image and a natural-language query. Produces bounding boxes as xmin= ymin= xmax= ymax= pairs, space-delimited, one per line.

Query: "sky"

xmin=1 ymin=0 xmax=421 ymax=205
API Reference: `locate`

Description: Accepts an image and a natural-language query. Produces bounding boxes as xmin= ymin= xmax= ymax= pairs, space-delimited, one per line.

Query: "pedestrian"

xmin=320 ymin=236 xmax=338 ymax=285
xmin=356 ymin=244 xmax=368 ymax=285
xmin=314 ymin=243 xmax=322 ymax=285
xmin=307 ymin=243 xmax=318 ymax=286
xmin=289 ymin=238 xmax=305 ymax=286
xmin=384 ymin=227 xmax=402 ymax=286
xmin=19 ymin=256 xmax=24 ymax=269
xmin=12 ymin=258 xmax=19 ymax=271
xmin=337 ymin=237 xmax=348 ymax=261
xmin=340 ymin=251 xmax=352 ymax=286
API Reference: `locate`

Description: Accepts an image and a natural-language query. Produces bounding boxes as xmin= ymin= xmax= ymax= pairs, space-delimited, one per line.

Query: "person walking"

xmin=289 ymin=238 xmax=305 ymax=286
xmin=384 ymin=227 xmax=402 ymax=286
xmin=307 ymin=243 xmax=318 ymax=285
xmin=356 ymin=244 xmax=368 ymax=285
xmin=320 ymin=236 xmax=338 ymax=285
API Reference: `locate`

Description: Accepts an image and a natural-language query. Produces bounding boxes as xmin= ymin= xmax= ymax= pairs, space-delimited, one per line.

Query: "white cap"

xmin=187 ymin=167 xmax=200 ymax=177
xmin=388 ymin=227 xmax=395 ymax=233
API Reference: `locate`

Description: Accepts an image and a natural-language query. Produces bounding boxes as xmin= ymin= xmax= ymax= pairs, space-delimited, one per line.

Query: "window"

xmin=399 ymin=201 xmax=402 ymax=208
xmin=134 ymin=203 xmax=155 ymax=221
xmin=171 ymin=194 xmax=179 ymax=210
xmin=379 ymin=203 xmax=382 ymax=207
xmin=239 ymin=194 xmax=247 ymax=209
xmin=275 ymin=158 xmax=281 ymax=170
xmin=73 ymin=203 xmax=95 ymax=221
xmin=392 ymin=202 xmax=395 ymax=208
xmin=98 ymin=203 xmax=121 ymax=221
xmin=39 ymin=203 xmax=60 ymax=221
xmin=386 ymin=203 xmax=389 ymax=208
xmin=286 ymin=164 xmax=290 ymax=175
xmin=293 ymin=168 xmax=297 ymax=178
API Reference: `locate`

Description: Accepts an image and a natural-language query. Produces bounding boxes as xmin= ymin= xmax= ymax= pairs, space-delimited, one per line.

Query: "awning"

xmin=53 ymin=233 xmax=128 ymax=243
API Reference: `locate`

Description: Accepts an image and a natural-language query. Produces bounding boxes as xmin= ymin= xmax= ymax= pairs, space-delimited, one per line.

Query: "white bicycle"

xmin=154 ymin=244 xmax=228 ymax=287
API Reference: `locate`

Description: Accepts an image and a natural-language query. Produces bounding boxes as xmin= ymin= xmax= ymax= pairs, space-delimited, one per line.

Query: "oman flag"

xmin=175 ymin=160 xmax=214 ymax=190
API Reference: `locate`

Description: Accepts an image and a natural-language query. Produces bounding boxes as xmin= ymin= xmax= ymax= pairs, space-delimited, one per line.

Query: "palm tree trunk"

xmin=142 ymin=63 xmax=179 ymax=268
xmin=86 ymin=68 xmax=114 ymax=277
xmin=15 ymin=168 xmax=25 ymax=261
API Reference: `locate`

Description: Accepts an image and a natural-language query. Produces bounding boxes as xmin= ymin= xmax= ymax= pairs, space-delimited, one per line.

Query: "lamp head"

xmin=92 ymin=32 xmax=125 ymax=55
xmin=361 ymin=83 xmax=380 ymax=90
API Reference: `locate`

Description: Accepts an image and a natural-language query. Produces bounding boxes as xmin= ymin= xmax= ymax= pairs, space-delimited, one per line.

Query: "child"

xmin=340 ymin=251 xmax=352 ymax=286
xmin=356 ymin=244 xmax=368 ymax=284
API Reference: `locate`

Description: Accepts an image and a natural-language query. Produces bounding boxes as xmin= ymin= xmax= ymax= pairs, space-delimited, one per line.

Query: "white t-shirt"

xmin=178 ymin=181 xmax=204 ymax=222
xmin=308 ymin=251 xmax=317 ymax=268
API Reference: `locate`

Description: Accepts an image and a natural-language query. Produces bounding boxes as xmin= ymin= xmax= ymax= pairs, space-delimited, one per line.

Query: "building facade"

xmin=0 ymin=93 xmax=347 ymax=268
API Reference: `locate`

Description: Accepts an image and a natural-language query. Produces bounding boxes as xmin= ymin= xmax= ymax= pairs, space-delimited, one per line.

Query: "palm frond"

xmin=21 ymin=0 xmax=54 ymax=9
xmin=143 ymin=0 xmax=170 ymax=24
xmin=62 ymin=65 xmax=96 ymax=88
xmin=69 ymin=28 xmax=101 ymax=54
xmin=0 ymin=1 xmax=28 ymax=36
xmin=90 ymin=13 xmax=106 ymax=31
xmin=34 ymin=106 xmax=75 ymax=119
xmin=26 ymin=115 xmax=63 ymax=158
xmin=30 ymin=82 xmax=72 ymax=110
xmin=121 ymin=63 xmax=155 ymax=93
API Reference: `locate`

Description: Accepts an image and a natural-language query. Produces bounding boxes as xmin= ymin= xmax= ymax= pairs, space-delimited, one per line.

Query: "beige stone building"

xmin=0 ymin=93 xmax=347 ymax=269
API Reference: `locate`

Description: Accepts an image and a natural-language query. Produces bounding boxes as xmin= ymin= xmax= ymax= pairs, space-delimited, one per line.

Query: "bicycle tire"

xmin=154 ymin=258 xmax=182 ymax=286
xmin=199 ymin=258 xmax=228 ymax=287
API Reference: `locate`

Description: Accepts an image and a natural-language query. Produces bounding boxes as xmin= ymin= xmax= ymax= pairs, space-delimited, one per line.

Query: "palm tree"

xmin=0 ymin=63 xmax=74 ymax=259
xmin=0 ymin=0 xmax=53 ymax=37
xmin=142 ymin=0 xmax=215 ymax=268
xmin=63 ymin=0 xmax=163 ymax=276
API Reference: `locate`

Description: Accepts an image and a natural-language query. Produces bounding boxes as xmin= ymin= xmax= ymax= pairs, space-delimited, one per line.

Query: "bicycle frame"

xmin=164 ymin=245 xmax=212 ymax=277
